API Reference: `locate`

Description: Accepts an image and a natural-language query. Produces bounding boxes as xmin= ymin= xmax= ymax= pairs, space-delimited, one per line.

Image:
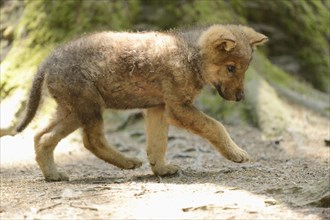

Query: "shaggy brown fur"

xmin=16 ymin=25 xmax=267 ymax=181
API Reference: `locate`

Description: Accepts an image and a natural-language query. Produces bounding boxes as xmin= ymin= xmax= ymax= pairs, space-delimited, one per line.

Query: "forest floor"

xmin=1 ymin=104 xmax=329 ymax=220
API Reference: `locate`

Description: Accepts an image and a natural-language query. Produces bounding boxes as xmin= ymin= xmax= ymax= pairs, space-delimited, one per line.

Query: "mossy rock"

xmin=253 ymin=52 xmax=329 ymax=116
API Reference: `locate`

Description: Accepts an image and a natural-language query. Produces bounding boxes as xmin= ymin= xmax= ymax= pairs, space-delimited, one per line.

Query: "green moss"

xmin=252 ymin=52 xmax=305 ymax=93
xmin=133 ymin=0 xmax=246 ymax=31
xmin=1 ymin=44 xmax=51 ymax=99
xmin=180 ymin=0 xmax=246 ymax=26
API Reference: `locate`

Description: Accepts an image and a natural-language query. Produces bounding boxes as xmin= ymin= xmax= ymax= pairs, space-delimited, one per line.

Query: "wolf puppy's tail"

xmin=16 ymin=68 xmax=45 ymax=133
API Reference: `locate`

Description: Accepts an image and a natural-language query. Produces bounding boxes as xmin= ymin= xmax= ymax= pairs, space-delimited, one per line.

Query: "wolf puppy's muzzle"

xmin=215 ymin=84 xmax=245 ymax=102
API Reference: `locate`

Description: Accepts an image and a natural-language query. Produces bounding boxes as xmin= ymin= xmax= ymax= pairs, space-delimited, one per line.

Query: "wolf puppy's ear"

xmin=218 ymin=33 xmax=236 ymax=52
xmin=199 ymin=25 xmax=237 ymax=52
xmin=241 ymin=26 xmax=268 ymax=48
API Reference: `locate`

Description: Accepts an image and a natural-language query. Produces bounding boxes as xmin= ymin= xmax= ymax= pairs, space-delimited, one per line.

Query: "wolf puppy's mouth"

xmin=215 ymin=84 xmax=227 ymax=100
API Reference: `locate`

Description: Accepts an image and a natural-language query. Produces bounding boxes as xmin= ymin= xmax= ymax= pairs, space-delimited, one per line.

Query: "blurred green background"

xmin=0 ymin=0 xmax=329 ymax=137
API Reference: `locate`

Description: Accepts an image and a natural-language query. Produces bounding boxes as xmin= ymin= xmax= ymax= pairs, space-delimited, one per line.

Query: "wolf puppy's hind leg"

xmin=146 ymin=106 xmax=179 ymax=176
xmin=77 ymin=103 xmax=142 ymax=170
xmin=34 ymin=108 xmax=79 ymax=181
xmin=82 ymin=119 xmax=143 ymax=170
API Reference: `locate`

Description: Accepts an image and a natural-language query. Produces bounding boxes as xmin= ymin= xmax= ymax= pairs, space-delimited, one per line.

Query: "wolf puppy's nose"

xmin=236 ymin=91 xmax=245 ymax=101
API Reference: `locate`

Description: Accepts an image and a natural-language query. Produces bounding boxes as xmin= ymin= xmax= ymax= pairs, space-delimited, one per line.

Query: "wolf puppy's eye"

xmin=227 ymin=65 xmax=236 ymax=73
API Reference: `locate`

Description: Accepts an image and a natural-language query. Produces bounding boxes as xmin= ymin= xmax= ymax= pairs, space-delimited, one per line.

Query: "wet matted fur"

xmin=15 ymin=24 xmax=267 ymax=181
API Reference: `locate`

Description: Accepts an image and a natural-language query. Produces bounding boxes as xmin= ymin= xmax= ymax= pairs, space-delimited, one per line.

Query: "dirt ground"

xmin=1 ymin=105 xmax=329 ymax=220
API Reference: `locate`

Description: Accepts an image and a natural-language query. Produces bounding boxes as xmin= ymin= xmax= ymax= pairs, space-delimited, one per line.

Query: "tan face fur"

xmin=199 ymin=25 xmax=268 ymax=101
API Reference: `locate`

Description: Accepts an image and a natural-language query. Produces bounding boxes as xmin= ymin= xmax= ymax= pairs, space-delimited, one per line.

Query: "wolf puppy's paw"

xmin=121 ymin=157 xmax=143 ymax=169
xmin=44 ymin=171 xmax=69 ymax=182
xmin=223 ymin=147 xmax=250 ymax=163
xmin=152 ymin=164 xmax=180 ymax=176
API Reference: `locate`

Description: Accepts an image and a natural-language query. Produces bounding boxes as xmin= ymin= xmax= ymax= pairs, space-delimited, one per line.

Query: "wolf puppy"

xmin=16 ymin=25 xmax=267 ymax=181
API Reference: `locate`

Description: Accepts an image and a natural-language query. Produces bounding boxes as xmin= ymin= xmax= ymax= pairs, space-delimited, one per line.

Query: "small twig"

xmin=157 ymin=175 xmax=163 ymax=183
xmin=157 ymin=176 xmax=169 ymax=191
xmin=69 ymin=202 xmax=98 ymax=211
xmin=37 ymin=202 xmax=62 ymax=213
xmin=134 ymin=185 xmax=147 ymax=197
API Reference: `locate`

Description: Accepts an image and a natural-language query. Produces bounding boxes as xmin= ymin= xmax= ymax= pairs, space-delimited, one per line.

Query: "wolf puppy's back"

xmin=43 ymin=31 xmax=201 ymax=111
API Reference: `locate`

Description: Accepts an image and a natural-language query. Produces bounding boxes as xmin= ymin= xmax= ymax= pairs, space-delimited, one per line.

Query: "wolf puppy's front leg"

xmin=146 ymin=106 xmax=179 ymax=176
xmin=165 ymin=103 xmax=250 ymax=163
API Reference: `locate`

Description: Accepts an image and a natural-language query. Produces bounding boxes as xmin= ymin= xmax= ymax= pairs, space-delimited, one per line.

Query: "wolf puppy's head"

xmin=198 ymin=25 xmax=268 ymax=101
